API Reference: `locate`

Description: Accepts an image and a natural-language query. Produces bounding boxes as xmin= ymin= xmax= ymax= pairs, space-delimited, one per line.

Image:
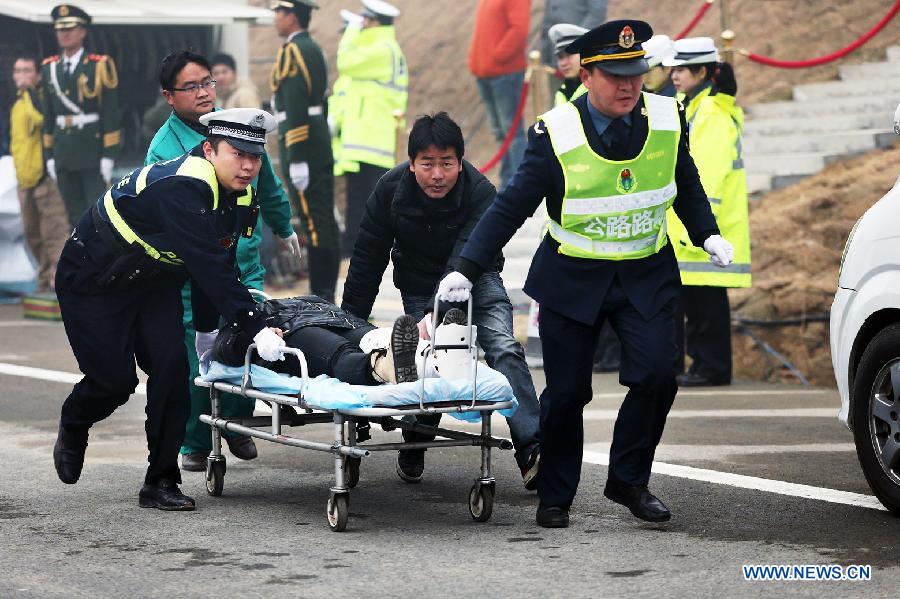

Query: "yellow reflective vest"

xmin=667 ymin=89 xmax=751 ymax=287
xmin=335 ymin=24 xmax=408 ymax=172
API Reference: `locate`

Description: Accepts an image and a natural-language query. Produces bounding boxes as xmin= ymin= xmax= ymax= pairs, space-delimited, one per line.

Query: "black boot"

xmin=139 ymin=479 xmax=196 ymax=511
xmin=53 ymin=423 xmax=88 ymax=484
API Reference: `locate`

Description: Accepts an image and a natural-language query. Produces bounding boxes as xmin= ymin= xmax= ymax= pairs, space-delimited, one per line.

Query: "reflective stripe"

xmin=548 ymin=219 xmax=662 ymax=255
xmin=134 ymin=165 xmax=152 ymax=194
xmin=175 ymin=156 xmax=219 ymax=210
xmin=732 ymin=158 xmax=744 ymax=170
xmin=103 ymin=191 xmax=179 ymax=264
xmin=342 ymin=143 xmax=395 ymax=158
xmin=236 ymin=188 xmax=253 ymax=207
xmin=541 ymin=104 xmax=588 ymax=155
xmin=708 ymin=196 xmax=722 ymax=205
xmin=678 ymin=261 xmax=751 ymax=274
xmin=562 ymin=181 xmax=678 ymax=215
xmin=359 ymin=78 xmax=407 ymax=93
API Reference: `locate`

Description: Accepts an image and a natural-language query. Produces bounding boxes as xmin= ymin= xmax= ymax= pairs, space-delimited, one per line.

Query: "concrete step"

xmin=792 ymin=78 xmax=900 ymax=101
xmin=747 ymin=94 xmax=898 ymax=119
xmin=742 ymin=152 xmax=829 ymax=178
xmin=887 ymin=46 xmax=900 ymax=63
xmin=746 ymin=172 xmax=773 ymax=195
xmin=743 ymin=129 xmax=895 ymax=155
xmin=839 ymin=60 xmax=900 ymax=80
xmin=743 ymin=111 xmax=894 ymax=135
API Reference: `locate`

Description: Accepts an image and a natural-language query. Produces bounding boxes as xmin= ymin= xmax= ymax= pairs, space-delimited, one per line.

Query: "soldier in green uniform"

xmin=41 ymin=4 xmax=121 ymax=226
xmin=271 ymin=0 xmax=340 ymax=302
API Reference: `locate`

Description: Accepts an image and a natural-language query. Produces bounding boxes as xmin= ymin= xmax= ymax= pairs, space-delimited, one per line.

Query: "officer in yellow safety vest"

xmin=548 ymin=23 xmax=588 ymax=106
xmin=436 ymin=21 xmax=735 ymax=528
xmin=329 ymin=9 xmax=365 ymax=178
xmin=51 ymin=108 xmax=287 ymax=512
xmin=642 ymin=34 xmax=676 ymax=97
xmin=334 ymin=0 xmax=408 ymax=256
xmin=664 ymin=37 xmax=751 ymax=387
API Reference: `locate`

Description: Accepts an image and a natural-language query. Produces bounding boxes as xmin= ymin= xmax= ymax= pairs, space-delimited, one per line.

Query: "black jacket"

xmin=458 ymin=93 xmax=719 ymax=324
xmin=341 ymin=160 xmax=503 ymax=319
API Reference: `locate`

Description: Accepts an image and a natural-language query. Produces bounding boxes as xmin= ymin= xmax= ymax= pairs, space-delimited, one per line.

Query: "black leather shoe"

xmin=181 ymin=452 xmax=207 ymax=472
xmin=226 ymin=435 xmax=258 ymax=460
xmin=592 ymin=359 xmax=620 ymax=373
xmin=53 ymin=424 xmax=88 ymax=484
xmin=536 ymin=504 xmax=569 ymax=528
xmin=396 ymin=449 xmax=425 ymax=483
xmin=139 ymin=479 xmax=196 ymax=511
xmin=604 ymin=483 xmax=671 ymax=522
xmin=676 ymin=372 xmax=730 ymax=387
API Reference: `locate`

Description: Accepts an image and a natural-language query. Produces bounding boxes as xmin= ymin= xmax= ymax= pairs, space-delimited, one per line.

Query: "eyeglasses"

xmin=170 ymin=79 xmax=216 ymax=94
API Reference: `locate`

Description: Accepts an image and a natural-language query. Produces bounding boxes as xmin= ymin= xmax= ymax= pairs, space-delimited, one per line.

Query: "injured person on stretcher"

xmin=210 ymin=295 xmax=472 ymax=386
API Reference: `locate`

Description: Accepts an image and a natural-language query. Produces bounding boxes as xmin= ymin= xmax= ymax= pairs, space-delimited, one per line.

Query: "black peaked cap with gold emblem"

xmin=565 ymin=19 xmax=653 ymax=76
xmin=51 ymin=4 xmax=91 ymax=29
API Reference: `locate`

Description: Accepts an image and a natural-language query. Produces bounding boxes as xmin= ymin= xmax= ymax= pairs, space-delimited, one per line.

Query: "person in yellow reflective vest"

xmin=548 ymin=23 xmax=588 ymax=107
xmin=329 ymin=9 xmax=364 ymax=178
xmin=641 ymin=34 xmax=676 ymax=97
xmin=334 ymin=0 xmax=408 ymax=256
xmin=665 ymin=37 xmax=751 ymax=387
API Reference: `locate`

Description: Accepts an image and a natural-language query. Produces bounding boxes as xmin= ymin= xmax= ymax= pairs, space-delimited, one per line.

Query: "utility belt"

xmin=56 ymin=113 xmax=100 ymax=129
xmin=274 ymin=105 xmax=323 ymax=123
xmin=90 ymin=203 xmax=182 ymax=290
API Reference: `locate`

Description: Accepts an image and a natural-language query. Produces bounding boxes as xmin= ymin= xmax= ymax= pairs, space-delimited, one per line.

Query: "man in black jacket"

xmin=341 ymin=112 xmax=541 ymax=489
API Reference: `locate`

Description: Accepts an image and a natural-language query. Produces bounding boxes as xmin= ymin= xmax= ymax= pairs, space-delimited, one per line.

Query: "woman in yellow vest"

xmin=664 ymin=37 xmax=751 ymax=387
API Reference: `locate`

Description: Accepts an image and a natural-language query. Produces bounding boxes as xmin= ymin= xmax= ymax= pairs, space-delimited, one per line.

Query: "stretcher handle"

xmin=241 ymin=343 xmax=310 ymax=398
xmin=419 ymin=295 xmax=479 ymax=410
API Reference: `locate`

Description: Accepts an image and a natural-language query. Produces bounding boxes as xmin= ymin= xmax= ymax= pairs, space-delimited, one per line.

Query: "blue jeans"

xmin=476 ymin=72 xmax=527 ymax=188
xmin=402 ymin=271 xmax=541 ymax=469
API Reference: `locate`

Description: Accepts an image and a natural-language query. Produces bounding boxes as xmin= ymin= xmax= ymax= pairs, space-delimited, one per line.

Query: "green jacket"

xmin=40 ymin=51 xmax=121 ymax=170
xmin=146 ymin=110 xmax=294 ymax=287
xmin=271 ymin=30 xmax=332 ymax=170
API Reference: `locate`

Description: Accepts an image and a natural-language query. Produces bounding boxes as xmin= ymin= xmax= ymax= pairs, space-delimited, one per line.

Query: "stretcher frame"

xmin=194 ymin=297 xmax=515 ymax=531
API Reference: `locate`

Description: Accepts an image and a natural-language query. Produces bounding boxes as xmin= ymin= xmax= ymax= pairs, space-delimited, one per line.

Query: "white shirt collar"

xmin=63 ymin=47 xmax=84 ymax=69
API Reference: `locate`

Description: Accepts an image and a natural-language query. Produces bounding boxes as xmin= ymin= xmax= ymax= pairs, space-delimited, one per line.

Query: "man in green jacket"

xmin=146 ymin=50 xmax=300 ymax=471
xmin=271 ymin=0 xmax=340 ymax=301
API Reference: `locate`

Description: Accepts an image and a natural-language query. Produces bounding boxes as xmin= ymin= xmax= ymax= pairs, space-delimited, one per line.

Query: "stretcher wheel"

xmin=468 ymin=483 xmax=494 ymax=522
xmin=346 ymin=457 xmax=361 ymax=489
xmin=206 ymin=461 xmax=225 ymax=497
xmin=327 ymin=493 xmax=349 ymax=532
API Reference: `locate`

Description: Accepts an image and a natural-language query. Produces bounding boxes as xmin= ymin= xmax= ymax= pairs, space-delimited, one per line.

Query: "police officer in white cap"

xmin=548 ymin=23 xmax=589 ymax=106
xmin=360 ymin=0 xmax=400 ymax=22
xmin=52 ymin=107 xmax=287 ymax=511
xmin=642 ymin=34 xmax=677 ymax=96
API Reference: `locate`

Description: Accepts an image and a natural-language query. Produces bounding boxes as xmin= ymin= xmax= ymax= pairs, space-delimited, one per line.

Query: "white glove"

xmin=46 ymin=159 xmax=57 ymax=182
xmin=100 ymin=158 xmax=114 ymax=184
xmin=436 ymin=271 xmax=473 ymax=303
xmin=703 ymin=234 xmax=734 ymax=268
xmin=277 ymin=231 xmax=302 ymax=256
xmin=254 ymin=327 xmax=286 ymax=362
xmin=289 ymin=161 xmax=310 ymax=192
xmin=195 ymin=329 xmax=218 ymax=376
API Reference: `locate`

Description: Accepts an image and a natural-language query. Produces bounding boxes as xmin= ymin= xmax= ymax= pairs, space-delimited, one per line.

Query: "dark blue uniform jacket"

xmin=458 ymin=93 xmax=720 ymax=324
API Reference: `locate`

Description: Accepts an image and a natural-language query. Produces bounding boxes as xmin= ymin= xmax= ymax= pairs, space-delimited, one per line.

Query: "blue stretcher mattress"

xmin=201 ymin=362 xmax=519 ymax=422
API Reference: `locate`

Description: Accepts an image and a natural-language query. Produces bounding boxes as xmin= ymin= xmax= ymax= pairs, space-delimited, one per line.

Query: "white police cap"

xmin=360 ymin=0 xmax=399 ymax=19
xmin=548 ymin=23 xmax=589 ymax=53
xmin=662 ymin=37 xmax=719 ymax=67
xmin=643 ymin=34 xmax=677 ymax=68
xmin=199 ymin=108 xmax=277 ymax=156
xmin=340 ymin=9 xmax=364 ymax=26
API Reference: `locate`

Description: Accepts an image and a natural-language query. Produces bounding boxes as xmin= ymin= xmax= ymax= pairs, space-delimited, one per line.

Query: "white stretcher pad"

xmin=202 ymin=361 xmax=519 ymax=422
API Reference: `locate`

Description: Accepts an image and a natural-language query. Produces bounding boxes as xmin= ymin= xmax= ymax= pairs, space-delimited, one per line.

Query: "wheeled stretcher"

xmin=194 ymin=299 xmax=517 ymax=531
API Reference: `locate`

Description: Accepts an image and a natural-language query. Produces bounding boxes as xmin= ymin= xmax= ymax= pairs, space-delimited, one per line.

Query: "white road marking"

xmin=583 ymin=408 xmax=837 ymax=420
xmin=594 ymin=388 xmax=834 ymax=399
xmin=0 ymin=363 xmax=147 ymax=395
xmin=582 ymin=449 xmax=886 ymax=511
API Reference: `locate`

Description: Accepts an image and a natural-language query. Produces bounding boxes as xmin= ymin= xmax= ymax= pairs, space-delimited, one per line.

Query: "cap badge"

xmin=250 ymin=113 xmax=266 ymax=128
xmin=59 ymin=4 xmax=69 ymax=16
xmin=617 ymin=168 xmax=636 ymax=194
xmin=618 ymin=25 xmax=635 ymax=49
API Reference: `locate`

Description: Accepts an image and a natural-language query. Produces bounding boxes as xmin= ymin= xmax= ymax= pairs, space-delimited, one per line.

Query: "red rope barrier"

xmin=479 ymin=81 xmax=530 ymax=174
xmin=745 ymin=0 xmax=900 ymax=68
xmin=675 ymin=0 xmax=715 ymax=40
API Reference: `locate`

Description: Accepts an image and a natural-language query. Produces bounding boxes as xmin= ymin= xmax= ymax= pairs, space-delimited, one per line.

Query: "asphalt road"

xmin=0 ymin=303 xmax=897 ymax=598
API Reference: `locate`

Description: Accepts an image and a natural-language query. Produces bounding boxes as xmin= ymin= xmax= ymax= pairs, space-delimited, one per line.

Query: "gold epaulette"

xmin=270 ymin=42 xmax=311 ymax=93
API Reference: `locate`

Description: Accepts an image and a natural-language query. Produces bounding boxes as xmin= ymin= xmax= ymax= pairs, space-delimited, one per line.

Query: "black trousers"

xmin=537 ymin=279 xmax=678 ymax=508
xmin=343 ymin=163 xmax=389 ymax=258
xmin=278 ymin=325 xmax=375 ymax=385
xmin=55 ymin=240 xmax=190 ymax=485
xmin=676 ymin=285 xmax=732 ymax=383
